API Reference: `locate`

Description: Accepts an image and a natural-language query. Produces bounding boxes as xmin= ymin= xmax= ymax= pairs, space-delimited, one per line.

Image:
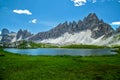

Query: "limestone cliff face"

xmin=29 ymin=13 xmax=114 ymax=41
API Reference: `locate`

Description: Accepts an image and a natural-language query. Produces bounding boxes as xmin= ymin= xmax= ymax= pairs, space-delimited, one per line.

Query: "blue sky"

xmin=0 ymin=0 xmax=120 ymax=34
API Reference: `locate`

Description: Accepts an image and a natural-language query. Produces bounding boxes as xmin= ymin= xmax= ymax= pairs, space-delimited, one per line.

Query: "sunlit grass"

xmin=0 ymin=48 xmax=120 ymax=80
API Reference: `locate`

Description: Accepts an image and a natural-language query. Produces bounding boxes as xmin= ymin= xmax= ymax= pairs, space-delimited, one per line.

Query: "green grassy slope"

xmin=61 ymin=44 xmax=108 ymax=49
xmin=0 ymin=48 xmax=120 ymax=80
xmin=16 ymin=41 xmax=58 ymax=49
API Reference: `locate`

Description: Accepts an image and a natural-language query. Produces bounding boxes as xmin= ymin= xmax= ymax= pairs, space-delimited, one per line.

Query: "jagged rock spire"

xmin=16 ymin=29 xmax=32 ymax=40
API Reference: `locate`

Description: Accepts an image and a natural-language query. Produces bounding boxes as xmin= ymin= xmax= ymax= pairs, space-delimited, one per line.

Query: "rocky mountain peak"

xmin=16 ymin=29 xmax=32 ymax=40
xmin=83 ymin=13 xmax=99 ymax=22
xmin=87 ymin=13 xmax=98 ymax=19
xmin=0 ymin=28 xmax=16 ymax=43
xmin=29 ymin=13 xmax=114 ymax=41
xmin=1 ymin=28 xmax=9 ymax=36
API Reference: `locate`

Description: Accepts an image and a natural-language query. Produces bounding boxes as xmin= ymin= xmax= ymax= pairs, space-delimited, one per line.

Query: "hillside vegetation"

xmin=61 ymin=44 xmax=108 ymax=49
xmin=15 ymin=41 xmax=58 ymax=49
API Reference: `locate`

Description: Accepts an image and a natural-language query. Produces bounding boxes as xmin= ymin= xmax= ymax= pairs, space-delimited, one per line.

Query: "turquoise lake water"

xmin=4 ymin=48 xmax=117 ymax=56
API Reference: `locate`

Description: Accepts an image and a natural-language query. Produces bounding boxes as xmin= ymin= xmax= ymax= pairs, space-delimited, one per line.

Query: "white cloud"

xmin=30 ymin=19 xmax=37 ymax=24
xmin=111 ymin=21 xmax=120 ymax=25
xmin=92 ymin=0 xmax=97 ymax=3
xmin=71 ymin=0 xmax=120 ymax=6
xmin=13 ymin=9 xmax=32 ymax=15
xmin=71 ymin=0 xmax=87 ymax=6
xmin=0 ymin=31 xmax=1 ymax=35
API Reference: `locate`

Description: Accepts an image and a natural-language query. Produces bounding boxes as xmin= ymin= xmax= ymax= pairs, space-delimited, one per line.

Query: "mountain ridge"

xmin=0 ymin=13 xmax=120 ymax=46
xmin=28 ymin=13 xmax=115 ymax=43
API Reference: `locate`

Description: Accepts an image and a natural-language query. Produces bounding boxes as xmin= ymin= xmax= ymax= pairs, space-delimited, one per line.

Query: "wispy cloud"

xmin=71 ymin=0 xmax=120 ymax=6
xmin=29 ymin=19 xmax=37 ymax=24
xmin=111 ymin=21 xmax=120 ymax=25
xmin=118 ymin=0 xmax=120 ymax=3
xmin=71 ymin=0 xmax=87 ymax=6
xmin=13 ymin=9 xmax=32 ymax=15
xmin=0 ymin=31 xmax=1 ymax=35
xmin=92 ymin=0 xmax=97 ymax=3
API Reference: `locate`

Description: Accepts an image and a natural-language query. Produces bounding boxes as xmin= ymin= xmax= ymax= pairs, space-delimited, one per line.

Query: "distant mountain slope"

xmin=28 ymin=13 xmax=116 ymax=45
xmin=0 ymin=29 xmax=32 ymax=43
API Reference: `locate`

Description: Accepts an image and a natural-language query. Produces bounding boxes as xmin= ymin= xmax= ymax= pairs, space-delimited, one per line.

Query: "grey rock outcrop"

xmin=1 ymin=35 xmax=14 ymax=42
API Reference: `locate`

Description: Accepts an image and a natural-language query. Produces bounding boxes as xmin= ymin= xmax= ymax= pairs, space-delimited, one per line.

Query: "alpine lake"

xmin=4 ymin=48 xmax=117 ymax=56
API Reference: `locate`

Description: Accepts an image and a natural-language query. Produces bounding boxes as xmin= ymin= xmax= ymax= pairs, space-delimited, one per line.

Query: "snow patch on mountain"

xmin=93 ymin=33 xmax=120 ymax=46
xmin=11 ymin=35 xmax=17 ymax=43
xmin=0 ymin=36 xmax=2 ymax=41
xmin=17 ymin=35 xmax=23 ymax=41
xmin=36 ymin=30 xmax=98 ymax=45
xmin=107 ymin=33 xmax=120 ymax=46
xmin=35 ymin=30 xmax=120 ymax=46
